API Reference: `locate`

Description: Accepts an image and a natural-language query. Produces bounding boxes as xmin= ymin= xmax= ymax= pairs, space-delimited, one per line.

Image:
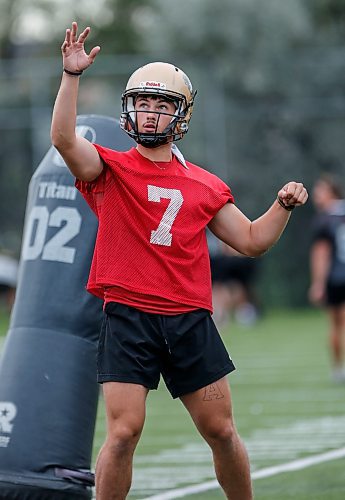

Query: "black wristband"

xmin=63 ymin=68 xmax=83 ymax=76
xmin=277 ymin=196 xmax=295 ymax=211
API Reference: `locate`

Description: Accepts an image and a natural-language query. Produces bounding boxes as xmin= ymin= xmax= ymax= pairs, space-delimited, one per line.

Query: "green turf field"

xmin=1 ymin=308 xmax=345 ymax=499
xmin=0 ymin=307 xmax=9 ymax=339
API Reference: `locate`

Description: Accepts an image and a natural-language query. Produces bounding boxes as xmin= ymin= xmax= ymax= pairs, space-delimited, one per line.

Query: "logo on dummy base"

xmin=0 ymin=402 xmax=17 ymax=448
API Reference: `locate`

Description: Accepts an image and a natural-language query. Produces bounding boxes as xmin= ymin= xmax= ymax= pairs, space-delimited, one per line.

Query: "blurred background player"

xmin=309 ymin=173 xmax=345 ymax=383
xmin=207 ymin=230 xmax=260 ymax=327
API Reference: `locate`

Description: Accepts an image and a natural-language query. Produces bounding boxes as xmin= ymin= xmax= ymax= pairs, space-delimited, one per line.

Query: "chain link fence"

xmin=1 ymin=50 xmax=344 ymax=306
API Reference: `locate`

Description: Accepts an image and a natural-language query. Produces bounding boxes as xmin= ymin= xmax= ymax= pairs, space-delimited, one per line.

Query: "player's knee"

xmin=107 ymin=423 xmax=143 ymax=455
xmin=201 ymin=418 xmax=237 ymax=444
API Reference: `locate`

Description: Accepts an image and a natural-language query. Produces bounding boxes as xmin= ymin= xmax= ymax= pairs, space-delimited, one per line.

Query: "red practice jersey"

xmin=76 ymin=146 xmax=234 ymax=314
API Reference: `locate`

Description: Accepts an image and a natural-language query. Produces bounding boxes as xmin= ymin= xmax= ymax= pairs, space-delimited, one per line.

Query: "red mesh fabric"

xmin=76 ymin=146 xmax=234 ymax=313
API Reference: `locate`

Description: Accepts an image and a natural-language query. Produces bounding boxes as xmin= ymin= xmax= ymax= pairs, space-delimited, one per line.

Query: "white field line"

xmin=140 ymin=446 xmax=345 ymax=500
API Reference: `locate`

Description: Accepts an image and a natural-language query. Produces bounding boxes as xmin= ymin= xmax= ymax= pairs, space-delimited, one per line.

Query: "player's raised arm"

xmin=209 ymin=181 xmax=308 ymax=257
xmin=51 ymin=22 xmax=102 ymax=181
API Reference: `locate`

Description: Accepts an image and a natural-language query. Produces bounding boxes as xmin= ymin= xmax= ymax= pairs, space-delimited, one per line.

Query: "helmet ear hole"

xmin=177 ymin=122 xmax=188 ymax=134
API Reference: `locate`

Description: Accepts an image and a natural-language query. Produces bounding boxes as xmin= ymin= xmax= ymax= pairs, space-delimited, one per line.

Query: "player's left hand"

xmin=278 ymin=182 xmax=308 ymax=209
xmin=61 ymin=21 xmax=100 ymax=74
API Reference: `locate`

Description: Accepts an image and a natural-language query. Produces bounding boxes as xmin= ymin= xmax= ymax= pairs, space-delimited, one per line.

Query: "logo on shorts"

xmin=0 ymin=402 xmax=17 ymax=448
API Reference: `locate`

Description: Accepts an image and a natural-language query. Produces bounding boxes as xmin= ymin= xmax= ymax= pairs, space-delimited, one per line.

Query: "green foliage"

xmin=0 ymin=307 xmax=10 ymax=337
xmin=147 ymin=0 xmax=313 ymax=91
xmin=0 ymin=0 xmax=156 ymax=58
xmin=310 ymin=0 xmax=345 ymax=35
xmin=94 ymin=0 xmax=156 ymax=55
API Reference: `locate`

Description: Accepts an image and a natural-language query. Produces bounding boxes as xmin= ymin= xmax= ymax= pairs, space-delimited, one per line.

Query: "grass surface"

xmin=1 ymin=308 xmax=345 ymax=499
xmin=0 ymin=306 xmax=10 ymax=337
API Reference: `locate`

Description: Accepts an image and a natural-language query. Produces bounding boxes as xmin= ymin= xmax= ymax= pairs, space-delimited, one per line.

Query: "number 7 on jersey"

xmin=148 ymin=185 xmax=184 ymax=247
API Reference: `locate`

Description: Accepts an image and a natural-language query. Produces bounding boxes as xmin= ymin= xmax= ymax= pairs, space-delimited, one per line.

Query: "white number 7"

xmin=148 ymin=185 xmax=184 ymax=246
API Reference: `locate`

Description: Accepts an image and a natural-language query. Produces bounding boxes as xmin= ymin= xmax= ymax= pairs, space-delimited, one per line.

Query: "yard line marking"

xmin=251 ymin=446 xmax=345 ymax=478
xmin=140 ymin=446 xmax=345 ymax=500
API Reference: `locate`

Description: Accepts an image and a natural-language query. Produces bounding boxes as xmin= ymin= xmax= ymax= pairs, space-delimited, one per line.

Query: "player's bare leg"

xmin=181 ymin=377 xmax=253 ymax=500
xmin=95 ymin=382 xmax=148 ymax=500
xmin=329 ymin=305 xmax=345 ymax=381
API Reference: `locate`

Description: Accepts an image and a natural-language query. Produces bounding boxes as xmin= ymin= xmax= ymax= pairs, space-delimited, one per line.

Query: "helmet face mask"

xmin=120 ymin=62 xmax=196 ymax=148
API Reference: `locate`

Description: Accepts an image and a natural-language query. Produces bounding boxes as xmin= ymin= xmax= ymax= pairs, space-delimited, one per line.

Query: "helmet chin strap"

xmin=136 ymin=134 xmax=170 ymax=148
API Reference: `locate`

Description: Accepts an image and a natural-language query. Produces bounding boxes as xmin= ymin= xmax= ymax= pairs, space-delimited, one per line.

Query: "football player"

xmin=51 ymin=22 xmax=308 ymax=500
xmin=309 ymin=174 xmax=345 ymax=383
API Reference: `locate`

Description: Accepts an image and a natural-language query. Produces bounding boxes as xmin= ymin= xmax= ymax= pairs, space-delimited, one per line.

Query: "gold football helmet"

xmin=120 ymin=62 xmax=197 ymax=148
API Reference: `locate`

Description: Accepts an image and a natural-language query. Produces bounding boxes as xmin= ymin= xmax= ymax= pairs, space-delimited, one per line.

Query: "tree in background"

xmin=0 ymin=0 xmax=345 ymax=306
xmin=137 ymin=0 xmax=345 ymax=306
xmin=0 ymin=0 xmax=155 ymax=58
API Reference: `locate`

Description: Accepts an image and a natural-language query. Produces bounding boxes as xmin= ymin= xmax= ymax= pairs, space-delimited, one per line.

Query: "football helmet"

xmin=120 ymin=62 xmax=196 ymax=148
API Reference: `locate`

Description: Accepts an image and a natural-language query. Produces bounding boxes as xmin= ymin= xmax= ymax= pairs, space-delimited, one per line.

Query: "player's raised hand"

xmin=277 ymin=181 xmax=308 ymax=209
xmin=61 ymin=21 xmax=100 ymax=74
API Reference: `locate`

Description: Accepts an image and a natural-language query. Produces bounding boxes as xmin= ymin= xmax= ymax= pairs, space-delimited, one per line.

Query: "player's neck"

xmin=136 ymin=143 xmax=173 ymax=162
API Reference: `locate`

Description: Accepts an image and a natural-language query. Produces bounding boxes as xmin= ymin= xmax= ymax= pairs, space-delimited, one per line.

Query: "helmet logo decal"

xmin=182 ymin=74 xmax=193 ymax=93
xmin=140 ymin=81 xmax=167 ymax=90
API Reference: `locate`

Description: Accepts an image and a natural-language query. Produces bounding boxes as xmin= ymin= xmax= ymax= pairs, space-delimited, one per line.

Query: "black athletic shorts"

xmin=97 ymin=302 xmax=235 ymax=399
xmin=326 ymin=283 xmax=345 ymax=306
